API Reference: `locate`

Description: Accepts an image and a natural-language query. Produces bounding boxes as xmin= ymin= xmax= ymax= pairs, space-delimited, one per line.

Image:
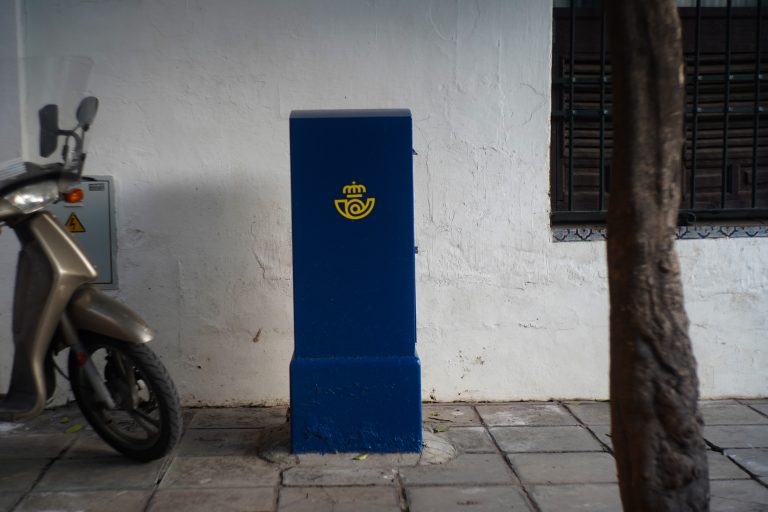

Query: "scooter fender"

xmin=67 ymin=286 xmax=155 ymax=344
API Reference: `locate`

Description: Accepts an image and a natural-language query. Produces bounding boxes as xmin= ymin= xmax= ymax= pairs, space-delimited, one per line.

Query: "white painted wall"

xmin=1 ymin=0 xmax=764 ymax=405
xmin=0 ymin=0 xmax=23 ymax=169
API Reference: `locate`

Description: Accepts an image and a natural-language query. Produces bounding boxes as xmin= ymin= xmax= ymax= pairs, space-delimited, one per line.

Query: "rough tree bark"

xmin=605 ymin=1 xmax=710 ymax=510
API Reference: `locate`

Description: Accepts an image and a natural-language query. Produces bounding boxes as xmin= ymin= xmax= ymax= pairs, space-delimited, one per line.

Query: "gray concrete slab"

xmin=176 ymin=428 xmax=269 ymax=456
xmin=710 ymin=479 xmax=768 ymax=511
xmin=530 ymin=483 xmax=622 ymax=512
xmin=295 ymin=452 xmax=419 ymax=467
xmin=400 ymin=453 xmax=518 ymax=486
xmin=0 ymin=433 xmax=74 ymax=458
xmin=490 ymin=426 xmax=604 ymax=453
xmin=407 ymin=486 xmax=532 ymax=512
xmin=433 ymin=426 xmax=497 ymax=453
xmin=282 ymin=466 xmax=398 ymax=487
xmin=701 ymin=403 xmax=768 ymax=426
xmin=508 ymin=452 xmax=618 ymax=484
xmin=564 ymin=402 xmax=611 ymax=426
xmin=423 ymin=404 xmax=481 ymax=426
xmin=35 ymin=457 xmax=165 ymax=491
xmin=585 ymin=425 xmax=613 ymax=450
xmin=476 ymin=403 xmax=579 ymax=427
xmin=160 ymin=455 xmax=279 ymax=489
xmin=0 ymin=459 xmax=49 ymax=492
xmin=15 ymin=490 xmax=150 ymax=512
xmin=705 ymin=426 xmax=768 ymax=449
xmin=63 ymin=432 xmax=123 ymax=459
xmin=747 ymin=403 xmax=768 ymax=417
xmin=708 ymin=451 xmax=751 ymax=480
xmin=0 ymin=405 xmax=87 ymax=436
xmin=278 ymin=486 xmax=401 ymax=512
xmin=725 ymin=448 xmax=768 ymax=477
xmin=188 ymin=407 xmax=289 ymax=429
xmin=0 ymin=492 xmax=22 ymax=511
xmin=149 ymin=488 xmax=276 ymax=512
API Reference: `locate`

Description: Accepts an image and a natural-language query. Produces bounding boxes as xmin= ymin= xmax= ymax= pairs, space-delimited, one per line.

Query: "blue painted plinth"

xmin=290 ymin=356 xmax=422 ymax=453
xmin=289 ymin=110 xmax=421 ymax=453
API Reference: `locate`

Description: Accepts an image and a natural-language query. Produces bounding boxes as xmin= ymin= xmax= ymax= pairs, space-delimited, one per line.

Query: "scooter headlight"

xmin=5 ymin=181 xmax=60 ymax=214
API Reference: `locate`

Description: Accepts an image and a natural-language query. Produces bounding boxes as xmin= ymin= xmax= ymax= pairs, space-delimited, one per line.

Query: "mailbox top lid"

xmin=290 ymin=109 xmax=411 ymax=119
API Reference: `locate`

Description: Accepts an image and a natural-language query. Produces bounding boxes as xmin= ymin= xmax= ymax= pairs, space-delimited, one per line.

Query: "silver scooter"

xmin=0 ymin=96 xmax=182 ymax=461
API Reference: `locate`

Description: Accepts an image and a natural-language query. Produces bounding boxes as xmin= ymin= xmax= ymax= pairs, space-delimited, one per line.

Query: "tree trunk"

xmin=605 ymin=1 xmax=710 ymax=510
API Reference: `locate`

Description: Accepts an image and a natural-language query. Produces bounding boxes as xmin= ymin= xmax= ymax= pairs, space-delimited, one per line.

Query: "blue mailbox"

xmin=289 ymin=109 xmax=421 ymax=453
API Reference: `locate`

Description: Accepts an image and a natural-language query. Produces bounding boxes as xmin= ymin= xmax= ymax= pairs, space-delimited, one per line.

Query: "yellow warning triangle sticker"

xmin=65 ymin=213 xmax=86 ymax=233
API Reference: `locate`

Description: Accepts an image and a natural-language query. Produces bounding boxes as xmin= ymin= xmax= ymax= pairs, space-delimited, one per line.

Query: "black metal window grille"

xmin=551 ymin=1 xmax=768 ymax=225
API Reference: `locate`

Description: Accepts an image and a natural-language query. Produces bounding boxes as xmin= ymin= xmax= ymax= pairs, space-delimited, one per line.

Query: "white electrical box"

xmin=46 ymin=175 xmax=117 ymax=289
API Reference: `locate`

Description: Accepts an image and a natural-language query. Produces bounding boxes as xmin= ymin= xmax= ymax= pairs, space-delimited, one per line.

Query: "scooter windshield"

xmin=0 ymin=57 xmax=93 ymax=183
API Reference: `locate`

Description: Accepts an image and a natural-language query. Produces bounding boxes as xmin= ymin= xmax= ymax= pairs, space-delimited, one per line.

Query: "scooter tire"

xmin=68 ymin=333 xmax=182 ymax=462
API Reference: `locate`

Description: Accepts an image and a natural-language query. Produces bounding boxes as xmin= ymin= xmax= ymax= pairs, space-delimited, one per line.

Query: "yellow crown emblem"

xmin=342 ymin=182 xmax=367 ymax=197
xmin=335 ymin=181 xmax=375 ymax=220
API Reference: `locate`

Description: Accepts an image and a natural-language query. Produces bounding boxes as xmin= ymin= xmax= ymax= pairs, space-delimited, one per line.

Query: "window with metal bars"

xmin=551 ymin=0 xmax=768 ymax=225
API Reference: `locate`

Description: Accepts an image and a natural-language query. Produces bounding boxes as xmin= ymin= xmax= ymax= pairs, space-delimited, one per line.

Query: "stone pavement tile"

xmin=36 ymin=457 xmax=164 ymax=491
xmin=278 ymin=486 xmax=401 ymax=512
xmin=564 ymin=402 xmax=611 ymax=426
xmin=149 ymin=488 xmax=276 ymax=512
xmin=407 ymin=486 xmax=532 ymax=512
xmin=400 ymin=453 xmax=518 ymax=486
xmin=0 ymin=433 xmax=74 ymax=458
xmin=63 ymin=432 xmax=124 ymax=458
xmin=476 ymin=403 xmax=578 ymax=427
xmin=490 ymin=426 xmax=604 ymax=453
xmin=530 ymin=483 xmax=622 ymax=512
xmin=725 ymin=448 xmax=768 ymax=477
xmin=176 ymin=428 xmax=268 ymax=456
xmin=586 ymin=425 xmax=613 ymax=450
xmin=433 ymin=426 xmax=496 ymax=453
xmin=0 ymin=459 xmax=50 ymax=491
xmin=508 ymin=452 xmax=618 ymax=484
xmin=705 ymin=426 xmax=768 ymax=449
xmin=708 ymin=451 xmax=751 ymax=480
xmin=423 ymin=404 xmax=481 ymax=426
xmin=188 ymin=406 xmax=289 ymax=429
xmin=746 ymin=403 xmax=768 ymax=417
xmin=282 ymin=466 xmax=397 ymax=486
xmin=700 ymin=403 xmax=768 ymax=426
xmin=160 ymin=456 xmax=279 ymax=488
xmin=710 ymin=479 xmax=768 ymax=511
xmin=0 ymin=405 xmax=87 ymax=436
xmin=295 ymin=452 xmax=419 ymax=467
xmin=0 ymin=492 xmax=22 ymax=511
xmin=16 ymin=490 xmax=150 ymax=512
xmin=701 ymin=400 xmax=742 ymax=406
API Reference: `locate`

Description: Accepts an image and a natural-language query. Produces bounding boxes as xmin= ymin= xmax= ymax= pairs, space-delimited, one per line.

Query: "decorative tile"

xmin=552 ymin=224 xmax=768 ymax=242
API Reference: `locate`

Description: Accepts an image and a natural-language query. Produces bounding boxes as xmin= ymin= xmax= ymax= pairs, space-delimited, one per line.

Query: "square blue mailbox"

xmin=289 ymin=109 xmax=422 ymax=453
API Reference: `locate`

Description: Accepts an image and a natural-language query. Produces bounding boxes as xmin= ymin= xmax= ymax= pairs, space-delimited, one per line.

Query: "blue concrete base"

xmin=290 ymin=355 xmax=422 ymax=453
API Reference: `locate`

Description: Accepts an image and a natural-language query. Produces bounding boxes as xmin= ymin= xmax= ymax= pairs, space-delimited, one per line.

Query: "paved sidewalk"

xmin=0 ymin=400 xmax=767 ymax=511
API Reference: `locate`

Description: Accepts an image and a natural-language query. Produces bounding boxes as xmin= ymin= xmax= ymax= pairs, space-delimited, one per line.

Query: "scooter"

xmin=0 ymin=95 xmax=182 ymax=461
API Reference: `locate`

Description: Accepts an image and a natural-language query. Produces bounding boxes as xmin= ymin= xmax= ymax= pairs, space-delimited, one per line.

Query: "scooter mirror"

xmin=39 ymin=104 xmax=59 ymax=158
xmin=76 ymin=96 xmax=98 ymax=128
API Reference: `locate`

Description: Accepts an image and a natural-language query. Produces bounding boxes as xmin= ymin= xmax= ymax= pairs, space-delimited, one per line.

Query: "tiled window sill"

xmin=552 ymin=224 xmax=768 ymax=242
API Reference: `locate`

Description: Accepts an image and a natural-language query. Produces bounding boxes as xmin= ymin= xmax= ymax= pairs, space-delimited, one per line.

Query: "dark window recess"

xmin=551 ymin=2 xmax=768 ymax=225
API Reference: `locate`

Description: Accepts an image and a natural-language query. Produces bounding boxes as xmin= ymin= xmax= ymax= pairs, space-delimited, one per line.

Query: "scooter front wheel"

xmin=68 ymin=333 xmax=182 ymax=461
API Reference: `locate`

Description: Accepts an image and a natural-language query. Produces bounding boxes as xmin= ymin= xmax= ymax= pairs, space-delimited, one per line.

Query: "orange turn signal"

xmin=63 ymin=188 xmax=84 ymax=203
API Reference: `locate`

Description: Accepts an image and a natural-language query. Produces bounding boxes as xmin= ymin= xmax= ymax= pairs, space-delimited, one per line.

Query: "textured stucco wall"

xmin=1 ymin=0 xmax=764 ymax=405
xmin=0 ymin=0 xmax=23 ymax=167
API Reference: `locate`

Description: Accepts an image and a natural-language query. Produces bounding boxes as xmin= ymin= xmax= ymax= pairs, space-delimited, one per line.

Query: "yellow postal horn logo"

xmin=335 ymin=181 xmax=375 ymax=220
